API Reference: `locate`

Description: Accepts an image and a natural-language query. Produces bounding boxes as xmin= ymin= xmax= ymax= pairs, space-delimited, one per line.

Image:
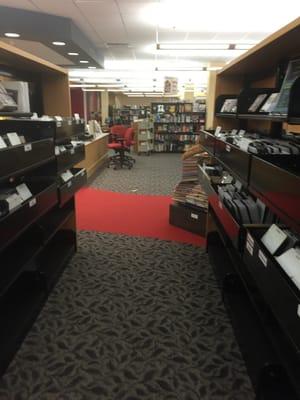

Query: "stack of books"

xmin=173 ymin=181 xmax=196 ymax=204
xmin=172 ymin=154 xmax=208 ymax=210
xmin=182 ymin=155 xmax=200 ymax=182
xmin=186 ymin=185 xmax=208 ymax=209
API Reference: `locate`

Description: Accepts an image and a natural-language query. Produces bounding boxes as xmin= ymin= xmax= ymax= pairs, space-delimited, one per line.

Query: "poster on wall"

xmin=164 ymin=77 xmax=178 ymax=94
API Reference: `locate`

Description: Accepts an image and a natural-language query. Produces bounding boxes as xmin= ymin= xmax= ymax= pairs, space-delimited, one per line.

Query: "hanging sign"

xmin=164 ymin=77 xmax=178 ymax=94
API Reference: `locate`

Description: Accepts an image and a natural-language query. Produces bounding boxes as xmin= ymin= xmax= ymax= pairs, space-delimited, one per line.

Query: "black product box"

xmin=243 ymin=226 xmax=300 ymax=355
xmin=169 ymin=203 xmax=207 ymax=236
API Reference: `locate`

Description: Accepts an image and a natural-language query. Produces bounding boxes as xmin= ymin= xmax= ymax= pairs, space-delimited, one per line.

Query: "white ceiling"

xmin=0 ymin=0 xmax=298 ymax=94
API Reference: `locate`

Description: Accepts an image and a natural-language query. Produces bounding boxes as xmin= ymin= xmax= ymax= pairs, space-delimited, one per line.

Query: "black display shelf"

xmin=0 ymin=273 xmax=47 ymax=376
xmin=214 ymin=138 xmax=251 ymax=185
xmin=215 ymin=112 xmax=237 ymax=118
xmin=243 ymin=227 xmax=300 ymax=357
xmin=0 ymin=119 xmax=55 ymax=141
xmin=37 ymin=227 xmax=76 ymax=291
xmin=54 ymin=118 xmax=85 ymax=143
xmin=249 ymin=155 xmax=300 ymax=234
xmin=0 ymin=138 xmax=54 ymax=180
xmin=0 ymin=180 xmax=58 ymax=252
xmin=0 ymin=112 xmax=33 ymax=117
xmin=56 ymin=143 xmax=85 ymax=173
xmin=238 ymin=114 xmax=286 ymax=122
xmin=58 ymin=168 xmax=87 ymax=207
xmin=0 ymin=201 xmax=75 ymax=297
xmin=207 ymin=231 xmax=299 ymax=399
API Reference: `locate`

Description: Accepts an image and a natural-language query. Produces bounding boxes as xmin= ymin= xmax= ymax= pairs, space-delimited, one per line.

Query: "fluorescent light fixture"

xmin=127 ymin=94 xmax=145 ymax=97
xmin=157 ymin=43 xmax=229 ymax=50
xmin=5 ymin=32 xmax=20 ymax=38
xmin=79 ymin=60 xmax=89 ymax=64
xmin=68 ymin=52 xmax=79 ymax=56
xmin=70 ymin=84 xmax=96 ymax=88
xmin=82 ymin=89 xmax=105 ymax=92
xmin=155 ymin=67 xmax=204 ymax=72
xmin=235 ymin=44 xmax=254 ymax=50
xmin=52 ymin=41 xmax=66 ymax=46
xmin=88 ymin=66 xmax=97 ymax=69
xmin=97 ymin=84 xmax=123 ymax=88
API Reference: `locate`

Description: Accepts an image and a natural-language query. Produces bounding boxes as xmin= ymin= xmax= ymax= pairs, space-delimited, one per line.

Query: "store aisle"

xmin=91 ymin=153 xmax=182 ymax=195
xmin=0 ymin=155 xmax=255 ymax=399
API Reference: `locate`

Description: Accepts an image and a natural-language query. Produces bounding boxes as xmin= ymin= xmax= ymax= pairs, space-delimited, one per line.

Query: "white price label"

xmin=70 ymin=148 xmax=75 ymax=155
xmin=24 ymin=143 xmax=32 ymax=152
xmin=246 ymin=233 xmax=254 ymax=246
xmin=81 ymin=171 xmax=85 ymax=177
xmin=68 ymin=120 xmax=72 ymax=126
xmin=226 ymin=144 xmax=231 ymax=152
xmin=246 ymin=241 xmax=254 ymax=256
xmin=258 ymin=250 xmax=268 ymax=267
xmin=67 ymin=181 xmax=72 ymax=188
xmin=56 ymin=121 xmax=62 ymax=128
xmin=191 ymin=213 xmax=198 ymax=220
xmin=29 ymin=198 xmax=37 ymax=208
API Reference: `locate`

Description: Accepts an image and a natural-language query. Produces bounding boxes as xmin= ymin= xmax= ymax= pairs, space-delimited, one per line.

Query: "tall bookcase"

xmin=201 ymin=18 xmax=300 ymax=399
xmin=152 ymin=102 xmax=205 ymax=153
xmin=0 ymin=41 xmax=86 ymax=375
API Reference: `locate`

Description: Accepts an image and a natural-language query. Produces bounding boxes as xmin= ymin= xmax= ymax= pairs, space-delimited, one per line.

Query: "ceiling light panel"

xmin=141 ymin=0 xmax=298 ymax=32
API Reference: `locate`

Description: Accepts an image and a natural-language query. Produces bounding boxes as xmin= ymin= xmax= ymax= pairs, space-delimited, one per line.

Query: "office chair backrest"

xmin=124 ymin=127 xmax=134 ymax=147
xmin=110 ymin=125 xmax=127 ymax=136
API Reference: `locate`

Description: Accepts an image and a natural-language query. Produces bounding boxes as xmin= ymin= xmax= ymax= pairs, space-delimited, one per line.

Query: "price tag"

xmin=246 ymin=233 xmax=254 ymax=246
xmin=191 ymin=213 xmax=198 ymax=220
xmin=67 ymin=181 xmax=72 ymax=188
xmin=258 ymin=250 xmax=268 ymax=267
xmin=226 ymin=144 xmax=231 ymax=152
xmin=246 ymin=241 xmax=254 ymax=256
xmin=24 ymin=143 xmax=32 ymax=152
xmin=29 ymin=198 xmax=37 ymax=208
xmin=70 ymin=148 xmax=75 ymax=155
xmin=68 ymin=120 xmax=72 ymax=126
xmin=81 ymin=170 xmax=85 ymax=177
xmin=56 ymin=121 xmax=62 ymax=128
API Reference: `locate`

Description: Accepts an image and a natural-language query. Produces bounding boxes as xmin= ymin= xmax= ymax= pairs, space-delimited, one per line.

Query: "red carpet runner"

xmin=76 ymin=188 xmax=205 ymax=246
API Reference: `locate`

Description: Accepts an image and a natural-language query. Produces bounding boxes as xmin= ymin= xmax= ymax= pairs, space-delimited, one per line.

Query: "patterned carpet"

xmin=0 ymin=154 xmax=255 ymax=399
xmin=0 ymin=232 xmax=254 ymax=400
xmin=91 ymin=153 xmax=182 ymax=195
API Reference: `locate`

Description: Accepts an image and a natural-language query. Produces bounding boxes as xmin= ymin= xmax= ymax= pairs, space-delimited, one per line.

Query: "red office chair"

xmin=110 ymin=125 xmax=127 ymax=138
xmin=108 ymin=127 xmax=135 ymax=169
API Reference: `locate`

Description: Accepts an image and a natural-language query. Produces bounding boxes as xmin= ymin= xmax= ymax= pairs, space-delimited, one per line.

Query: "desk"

xmin=75 ymin=133 xmax=109 ymax=178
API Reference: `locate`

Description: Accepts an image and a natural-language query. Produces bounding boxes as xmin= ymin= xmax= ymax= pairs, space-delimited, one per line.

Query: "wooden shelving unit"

xmin=0 ymin=41 xmax=86 ymax=376
xmin=202 ymin=18 xmax=300 ymax=399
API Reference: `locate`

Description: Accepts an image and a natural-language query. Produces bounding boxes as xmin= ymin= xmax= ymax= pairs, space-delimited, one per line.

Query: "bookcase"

xmin=0 ymin=41 xmax=86 ymax=376
xmin=201 ymin=17 xmax=300 ymax=399
xmin=112 ymin=105 xmax=151 ymax=125
xmin=133 ymin=118 xmax=154 ymax=155
xmin=152 ymin=102 xmax=205 ymax=153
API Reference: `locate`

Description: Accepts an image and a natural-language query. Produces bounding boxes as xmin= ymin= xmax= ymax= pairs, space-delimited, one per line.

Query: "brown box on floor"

xmin=169 ymin=203 xmax=207 ymax=236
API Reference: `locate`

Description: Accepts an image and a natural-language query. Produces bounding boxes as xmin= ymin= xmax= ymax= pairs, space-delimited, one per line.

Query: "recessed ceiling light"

xmin=88 ymin=66 xmax=96 ymax=69
xmin=52 ymin=41 xmax=66 ymax=46
xmin=68 ymin=52 xmax=79 ymax=56
xmin=80 ymin=60 xmax=89 ymax=64
xmin=5 ymin=32 xmax=20 ymax=38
